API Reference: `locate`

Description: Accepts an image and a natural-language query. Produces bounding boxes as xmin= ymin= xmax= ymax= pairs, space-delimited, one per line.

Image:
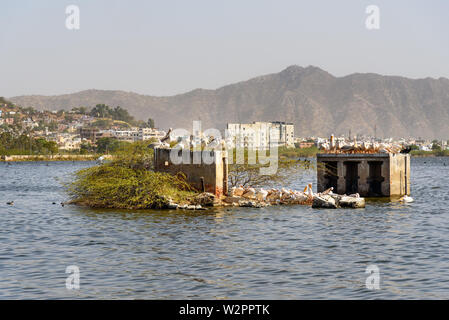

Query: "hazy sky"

xmin=1 ymin=0 xmax=448 ymax=97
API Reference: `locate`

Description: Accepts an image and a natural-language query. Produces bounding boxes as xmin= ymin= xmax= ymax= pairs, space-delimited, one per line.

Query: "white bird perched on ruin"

xmin=205 ymin=136 xmax=220 ymax=149
xmin=256 ymin=188 xmax=268 ymax=201
xmin=337 ymin=140 xmax=346 ymax=149
xmin=148 ymin=139 xmax=169 ymax=149
xmin=307 ymin=183 xmax=314 ymax=198
xmin=362 ymin=141 xmax=369 ymax=152
xmin=320 ymin=142 xmax=330 ymax=151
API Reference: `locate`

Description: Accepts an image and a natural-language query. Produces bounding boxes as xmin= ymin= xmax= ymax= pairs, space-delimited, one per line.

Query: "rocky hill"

xmin=9 ymin=66 xmax=449 ymax=138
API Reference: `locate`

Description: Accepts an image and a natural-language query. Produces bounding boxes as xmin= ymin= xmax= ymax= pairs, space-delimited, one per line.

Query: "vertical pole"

xmin=200 ymin=177 xmax=205 ymax=193
xmin=404 ymin=155 xmax=408 ymax=195
xmin=223 ymin=155 xmax=228 ymax=196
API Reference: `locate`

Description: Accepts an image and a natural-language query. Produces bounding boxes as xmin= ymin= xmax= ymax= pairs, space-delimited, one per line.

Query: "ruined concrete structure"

xmin=316 ymin=153 xmax=410 ymax=197
xmin=154 ymin=148 xmax=228 ymax=197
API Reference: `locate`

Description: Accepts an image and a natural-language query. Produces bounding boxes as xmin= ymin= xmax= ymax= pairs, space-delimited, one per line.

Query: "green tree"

xmin=80 ymin=142 xmax=94 ymax=154
xmin=90 ymin=104 xmax=111 ymax=118
xmin=96 ymin=137 xmax=119 ymax=154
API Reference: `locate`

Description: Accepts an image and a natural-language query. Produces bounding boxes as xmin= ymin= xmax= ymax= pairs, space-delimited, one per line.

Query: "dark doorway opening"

xmin=344 ymin=161 xmax=359 ymax=194
xmin=323 ymin=161 xmax=338 ymax=193
xmin=367 ymin=161 xmax=385 ymax=196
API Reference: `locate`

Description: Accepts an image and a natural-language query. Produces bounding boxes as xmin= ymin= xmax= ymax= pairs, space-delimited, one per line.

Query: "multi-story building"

xmin=79 ymin=127 xmax=99 ymax=143
xmin=226 ymin=121 xmax=295 ymax=149
xmin=109 ymin=128 xmax=167 ymax=142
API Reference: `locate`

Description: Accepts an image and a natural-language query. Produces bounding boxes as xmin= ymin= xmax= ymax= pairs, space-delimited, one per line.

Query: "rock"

xmin=339 ymin=196 xmax=365 ymax=208
xmin=242 ymin=188 xmax=256 ymax=199
xmin=195 ymin=205 xmax=205 ymax=210
xmin=233 ymin=187 xmax=245 ymax=197
xmin=223 ymin=196 xmax=242 ymax=204
xmin=178 ymin=204 xmax=188 ymax=210
xmin=186 ymin=205 xmax=196 ymax=210
xmin=329 ymin=194 xmax=344 ymax=203
xmin=266 ymin=190 xmax=281 ymax=203
xmin=312 ymin=195 xmax=337 ymax=209
xmin=166 ymin=202 xmax=178 ymax=209
xmin=238 ymin=200 xmax=262 ymax=208
xmin=192 ymin=192 xmax=216 ymax=207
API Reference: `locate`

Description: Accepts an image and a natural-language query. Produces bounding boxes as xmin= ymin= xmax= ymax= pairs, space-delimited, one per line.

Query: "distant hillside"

xmin=9 ymin=66 xmax=449 ymax=138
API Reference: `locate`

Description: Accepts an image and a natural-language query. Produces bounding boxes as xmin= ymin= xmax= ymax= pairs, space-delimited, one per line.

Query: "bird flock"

xmin=320 ymin=135 xmax=405 ymax=154
xmin=230 ymin=184 xmax=343 ymax=205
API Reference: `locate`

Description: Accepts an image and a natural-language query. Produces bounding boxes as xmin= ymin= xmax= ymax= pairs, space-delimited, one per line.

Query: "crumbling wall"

xmin=389 ymin=153 xmax=411 ymax=196
xmin=317 ymin=153 xmax=410 ymax=197
xmin=154 ymin=148 xmax=227 ymax=197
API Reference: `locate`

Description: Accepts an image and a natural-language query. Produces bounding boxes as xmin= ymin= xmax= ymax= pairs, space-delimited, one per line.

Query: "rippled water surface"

xmin=0 ymin=158 xmax=448 ymax=299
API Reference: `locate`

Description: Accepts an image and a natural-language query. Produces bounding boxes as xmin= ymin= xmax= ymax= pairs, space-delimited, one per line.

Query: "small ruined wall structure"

xmin=154 ymin=148 xmax=228 ymax=197
xmin=316 ymin=153 xmax=410 ymax=197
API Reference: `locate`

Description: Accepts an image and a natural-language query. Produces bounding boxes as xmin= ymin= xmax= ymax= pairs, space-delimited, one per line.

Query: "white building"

xmin=226 ymin=121 xmax=295 ymax=149
xmin=108 ymin=128 xmax=166 ymax=142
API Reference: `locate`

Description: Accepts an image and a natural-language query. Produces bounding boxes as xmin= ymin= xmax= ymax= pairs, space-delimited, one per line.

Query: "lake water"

xmin=0 ymin=158 xmax=448 ymax=299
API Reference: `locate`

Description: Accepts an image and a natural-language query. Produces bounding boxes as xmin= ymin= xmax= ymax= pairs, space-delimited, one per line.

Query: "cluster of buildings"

xmin=79 ymin=127 xmax=167 ymax=144
xmin=2 ymin=101 xmax=448 ymax=153
xmin=226 ymin=121 xmax=295 ymax=149
xmin=0 ymin=109 xmax=16 ymax=126
xmin=0 ymin=104 xmax=166 ymax=151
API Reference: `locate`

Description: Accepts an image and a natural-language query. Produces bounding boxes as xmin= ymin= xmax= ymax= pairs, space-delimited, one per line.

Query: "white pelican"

xmin=256 ymin=188 xmax=268 ymax=201
xmin=307 ymin=183 xmax=314 ymax=198
xmin=399 ymin=195 xmax=414 ymax=203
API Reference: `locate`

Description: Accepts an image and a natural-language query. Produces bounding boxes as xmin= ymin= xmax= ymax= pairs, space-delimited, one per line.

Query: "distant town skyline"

xmin=1 ymin=0 xmax=449 ymax=97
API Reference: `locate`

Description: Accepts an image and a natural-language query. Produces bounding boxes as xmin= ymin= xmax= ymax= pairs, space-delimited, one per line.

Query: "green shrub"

xmin=66 ymin=142 xmax=196 ymax=209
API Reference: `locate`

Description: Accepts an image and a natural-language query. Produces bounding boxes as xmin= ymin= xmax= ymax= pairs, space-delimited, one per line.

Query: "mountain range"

xmin=9 ymin=65 xmax=449 ymax=139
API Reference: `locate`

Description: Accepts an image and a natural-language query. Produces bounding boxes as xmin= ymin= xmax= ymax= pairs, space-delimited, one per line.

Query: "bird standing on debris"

xmin=307 ymin=184 xmax=314 ymax=199
xmin=256 ymin=188 xmax=268 ymax=201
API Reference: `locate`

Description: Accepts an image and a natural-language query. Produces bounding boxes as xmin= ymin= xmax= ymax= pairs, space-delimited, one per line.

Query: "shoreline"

xmin=1 ymin=153 xmax=447 ymax=162
xmin=0 ymin=154 xmax=101 ymax=162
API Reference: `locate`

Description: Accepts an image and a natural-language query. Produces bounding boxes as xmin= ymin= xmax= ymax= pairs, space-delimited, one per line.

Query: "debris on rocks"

xmin=163 ymin=184 xmax=365 ymax=211
xmin=228 ymin=185 xmax=365 ymax=209
xmin=312 ymin=195 xmax=337 ymax=209
xmin=338 ymin=196 xmax=366 ymax=208
xmin=191 ymin=192 xmax=217 ymax=207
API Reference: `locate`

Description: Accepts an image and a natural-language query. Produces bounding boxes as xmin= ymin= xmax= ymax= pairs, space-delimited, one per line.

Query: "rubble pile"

xmin=164 ymin=185 xmax=365 ymax=210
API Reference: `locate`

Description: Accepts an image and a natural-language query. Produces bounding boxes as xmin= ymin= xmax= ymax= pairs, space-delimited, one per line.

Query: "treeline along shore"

xmin=1 ymin=147 xmax=448 ymax=162
xmin=0 ymin=154 xmax=105 ymax=162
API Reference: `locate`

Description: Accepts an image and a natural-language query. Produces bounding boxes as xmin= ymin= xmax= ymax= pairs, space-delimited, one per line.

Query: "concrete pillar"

xmin=337 ymin=160 xmax=346 ymax=194
xmin=358 ymin=160 xmax=369 ymax=195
